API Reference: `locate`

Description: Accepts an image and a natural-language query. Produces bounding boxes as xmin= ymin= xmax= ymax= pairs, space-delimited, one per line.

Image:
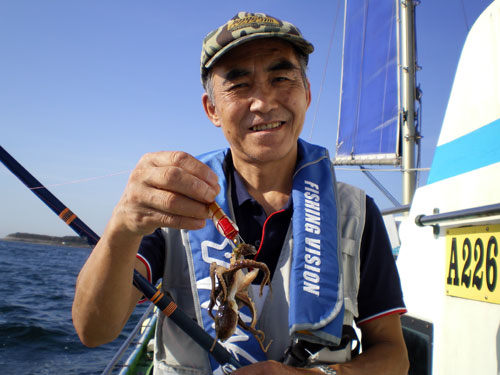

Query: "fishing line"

xmin=28 ymin=170 xmax=132 ymax=190
xmin=0 ymin=145 xmax=242 ymax=370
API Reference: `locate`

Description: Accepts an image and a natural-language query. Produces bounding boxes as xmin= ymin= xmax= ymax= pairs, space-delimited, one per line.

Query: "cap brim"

xmin=204 ymin=32 xmax=314 ymax=70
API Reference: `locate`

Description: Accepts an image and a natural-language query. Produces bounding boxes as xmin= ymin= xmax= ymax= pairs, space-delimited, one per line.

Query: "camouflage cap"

xmin=201 ymin=12 xmax=314 ymax=77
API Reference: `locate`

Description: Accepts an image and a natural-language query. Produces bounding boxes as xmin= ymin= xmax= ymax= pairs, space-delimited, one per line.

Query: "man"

xmin=73 ymin=12 xmax=409 ymax=375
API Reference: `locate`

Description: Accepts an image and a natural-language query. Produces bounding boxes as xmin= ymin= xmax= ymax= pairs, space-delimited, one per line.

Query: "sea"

xmin=0 ymin=240 xmax=148 ymax=375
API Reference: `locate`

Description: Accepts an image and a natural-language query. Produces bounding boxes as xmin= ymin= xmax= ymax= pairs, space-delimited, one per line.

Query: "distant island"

xmin=2 ymin=232 xmax=90 ymax=247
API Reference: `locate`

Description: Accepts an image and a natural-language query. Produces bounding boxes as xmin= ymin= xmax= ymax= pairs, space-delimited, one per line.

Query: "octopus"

xmin=208 ymin=243 xmax=272 ymax=352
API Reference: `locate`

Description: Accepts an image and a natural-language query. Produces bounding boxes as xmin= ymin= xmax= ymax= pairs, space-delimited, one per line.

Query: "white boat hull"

xmin=396 ymin=1 xmax=500 ymax=373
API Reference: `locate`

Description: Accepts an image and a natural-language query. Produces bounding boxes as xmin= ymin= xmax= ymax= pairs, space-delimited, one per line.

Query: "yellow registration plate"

xmin=445 ymin=224 xmax=500 ymax=304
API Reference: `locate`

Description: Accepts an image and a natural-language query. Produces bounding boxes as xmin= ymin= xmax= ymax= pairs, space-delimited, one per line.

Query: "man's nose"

xmin=248 ymin=83 xmax=278 ymax=113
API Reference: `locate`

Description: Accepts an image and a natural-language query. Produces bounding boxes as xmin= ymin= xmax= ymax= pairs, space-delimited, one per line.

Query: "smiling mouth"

xmin=250 ymin=121 xmax=284 ymax=131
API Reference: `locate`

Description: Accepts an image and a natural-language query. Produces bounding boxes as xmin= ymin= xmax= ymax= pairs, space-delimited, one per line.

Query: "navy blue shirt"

xmin=137 ymin=153 xmax=406 ymax=324
xmin=230 ymin=163 xmax=293 ymax=284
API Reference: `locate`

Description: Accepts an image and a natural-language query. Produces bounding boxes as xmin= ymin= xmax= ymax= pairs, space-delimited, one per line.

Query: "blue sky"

xmin=0 ymin=0 xmax=494 ymax=238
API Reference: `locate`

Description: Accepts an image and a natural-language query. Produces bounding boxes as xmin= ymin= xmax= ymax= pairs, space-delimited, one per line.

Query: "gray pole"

xmin=400 ymin=0 xmax=417 ymax=205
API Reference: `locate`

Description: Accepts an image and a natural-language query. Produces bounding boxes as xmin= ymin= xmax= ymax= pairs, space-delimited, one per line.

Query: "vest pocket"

xmin=156 ymin=361 xmax=210 ymax=375
xmin=341 ymin=237 xmax=359 ymax=317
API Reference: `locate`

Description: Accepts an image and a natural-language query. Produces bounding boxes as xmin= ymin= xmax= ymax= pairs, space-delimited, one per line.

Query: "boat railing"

xmin=101 ymin=302 xmax=156 ymax=375
xmin=415 ymin=203 xmax=500 ymax=227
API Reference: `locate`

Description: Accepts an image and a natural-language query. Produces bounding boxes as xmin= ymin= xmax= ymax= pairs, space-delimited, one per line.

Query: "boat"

xmin=394 ymin=0 xmax=500 ymax=373
xmin=334 ymin=0 xmax=500 ymax=374
xmin=101 ymin=304 xmax=157 ymax=375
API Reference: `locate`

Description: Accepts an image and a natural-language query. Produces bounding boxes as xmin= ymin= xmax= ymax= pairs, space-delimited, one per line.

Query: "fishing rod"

xmin=0 ymin=145 xmax=241 ymax=371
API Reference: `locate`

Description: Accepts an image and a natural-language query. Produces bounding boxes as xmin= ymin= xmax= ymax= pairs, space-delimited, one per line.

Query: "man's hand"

xmin=72 ymin=151 xmax=219 ymax=347
xmin=233 ymin=360 xmax=326 ymax=375
xmin=112 ymin=151 xmax=220 ymax=237
xmin=232 ymin=315 xmax=408 ymax=375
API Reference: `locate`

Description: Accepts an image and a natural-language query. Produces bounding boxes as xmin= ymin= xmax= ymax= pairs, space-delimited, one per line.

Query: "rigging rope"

xmin=308 ymin=0 xmax=342 ymax=142
xmin=460 ymin=0 xmax=471 ymax=32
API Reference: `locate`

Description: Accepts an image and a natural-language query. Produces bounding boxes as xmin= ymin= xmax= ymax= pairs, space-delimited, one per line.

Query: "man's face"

xmin=203 ymin=38 xmax=311 ymax=167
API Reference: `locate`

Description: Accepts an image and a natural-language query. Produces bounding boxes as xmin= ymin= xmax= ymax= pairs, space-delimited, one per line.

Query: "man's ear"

xmin=306 ymin=78 xmax=312 ymax=109
xmin=202 ymin=93 xmax=221 ymax=127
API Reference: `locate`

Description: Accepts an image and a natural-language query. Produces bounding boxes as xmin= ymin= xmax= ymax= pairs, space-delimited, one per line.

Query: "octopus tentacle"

xmin=236 ymin=315 xmax=272 ymax=353
xmin=208 ymin=262 xmax=218 ymax=319
xmin=235 ymin=292 xmax=257 ymax=329
xmin=222 ymin=260 xmax=271 ymax=294
xmin=208 ymin=243 xmax=273 ymax=353
xmin=214 ymin=264 xmax=230 ymax=302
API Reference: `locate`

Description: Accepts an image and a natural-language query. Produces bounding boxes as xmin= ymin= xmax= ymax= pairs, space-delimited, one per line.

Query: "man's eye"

xmin=273 ymin=76 xmax=289 ymax=83
xmin=229 ymin=83 xmax=248 ymax=90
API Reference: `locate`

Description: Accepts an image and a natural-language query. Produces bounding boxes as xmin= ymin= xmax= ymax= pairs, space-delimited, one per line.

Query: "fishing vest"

xmin=153 ymin=141 xmax=365 ymax=375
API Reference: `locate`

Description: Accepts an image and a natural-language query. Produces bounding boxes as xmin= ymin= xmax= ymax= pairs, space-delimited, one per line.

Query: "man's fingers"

xmin=137 ymin=151 xmax=220 ymax=204
xmin=116 ymin=150 xmax=221 ymax=235
xmin=148 ymin=165 xmax=219 ymax=203
xmin=140 ymin=208 xmax=208 ymax=231
xmin=117 ymin=194 xmax=209 ymax=234
xmin=145 ymin=189 xmax=210 ymax=220
xmin=143 ymin=151 xmax=218 ymax=186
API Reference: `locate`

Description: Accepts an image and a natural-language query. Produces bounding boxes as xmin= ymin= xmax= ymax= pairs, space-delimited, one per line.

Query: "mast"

xmin=334 ymin=0 xmax=419 ymax=207
xmin=400 ymin=0 xmax=418 ymax=205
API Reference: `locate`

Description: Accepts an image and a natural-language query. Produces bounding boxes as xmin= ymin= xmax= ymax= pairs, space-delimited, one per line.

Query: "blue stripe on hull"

xmin=427 ymin=118 xmax=500 ymax=184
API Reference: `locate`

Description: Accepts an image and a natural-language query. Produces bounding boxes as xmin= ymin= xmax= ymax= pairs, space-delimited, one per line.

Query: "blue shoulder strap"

xmin=289 ymin=139 xmax=344 ymax=345
xmin=187 ymin=149 xmax=267 ymax=372
xmin=186 ymin=139 xmax=344 ymax=372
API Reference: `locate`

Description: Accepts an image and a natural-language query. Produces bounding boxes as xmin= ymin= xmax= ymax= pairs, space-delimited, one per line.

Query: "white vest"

xmin=153 ymin=181 xmax=365 ymax=375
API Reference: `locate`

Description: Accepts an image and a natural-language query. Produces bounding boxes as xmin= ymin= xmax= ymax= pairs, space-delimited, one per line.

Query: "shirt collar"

xmin=232 ymin=167 xmax=254 ymax=208
xmin=229 ymin=153 xmax=296 ymax=212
